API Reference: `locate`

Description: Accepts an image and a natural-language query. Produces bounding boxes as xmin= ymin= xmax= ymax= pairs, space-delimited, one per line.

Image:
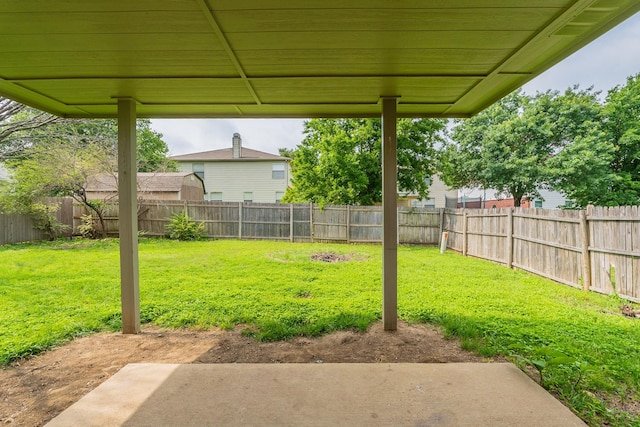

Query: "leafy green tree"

xmin=2 ymin=99 xmax=174 ymax=172
xmin=0 ymin=97 xmax=58 ymax=159
xmin=547 ymin=75 xmax=640 ymax=207
xmin=546 ymin=130 xmax=615 ymax=208
xmin=38 ymin=118 xmax=174 ymax=172
xmin=439 ymin=88 xmax=602 ymax=207
xmin=4 ymin=138 xmax=114 ymax=237
xmin=136 ymin=120 xmax=177 ymax=172
xmin=278 ymin=147 xmax=296 ymax=160
xmin=282 ymin=118 xmax=445 ymax=205
xmin=600 ymin=74 xmax=640 ymax=205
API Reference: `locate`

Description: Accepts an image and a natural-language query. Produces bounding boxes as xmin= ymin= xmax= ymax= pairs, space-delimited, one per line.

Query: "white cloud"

xmin=522 ymin=13 xmax=640 ymax=95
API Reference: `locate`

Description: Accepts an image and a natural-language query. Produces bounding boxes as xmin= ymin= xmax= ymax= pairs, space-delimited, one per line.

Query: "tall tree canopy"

xmin=282 ymin=118 xmax=446 ymax=205
xmin=1 ymin=102 xmax=176 ymax=236
xmin=0 ymin=97 xmax=58 ymax=159
xmin=1 ymin=98 xmax=174 ymax=172
xmin=600 ymin=74 xmax=640 ymax=205
xmin=439 ymin=88 xmax=603 ymax=207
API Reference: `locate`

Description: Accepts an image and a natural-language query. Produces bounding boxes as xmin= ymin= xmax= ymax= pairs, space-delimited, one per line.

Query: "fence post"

xmin=309 ymin=203 xmax=314 ymax=242
xmin=397 ymin=206 xmax=400 ymax=245
xmin=290 ymin=204 xmax=294 ymax=242
xmin=238 ymin=202 xmax=243 ymax=240
xmin=506 ymin=208 xmax=513 ymax=268
xmin=346 ymin=205 xmax=351 ymax=244
xmin=462 ymin=210 xmax=468 ymax=256
xmin=580 ymin=208 xmax=592 ymax=292
xmin=439 ymin=208 xmax=445 ymax=243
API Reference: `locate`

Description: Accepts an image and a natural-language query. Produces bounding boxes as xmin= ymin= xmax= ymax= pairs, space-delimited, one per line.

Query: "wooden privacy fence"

xmin=0 ymin=198 xmax=73 ymax=244
xmin=77 ymin=200 xmax=444 ymax=245
xmin=5 ymin=198 xmax=639 ymax=302
xmin=444 ymin=206 xmax=640 ymax=302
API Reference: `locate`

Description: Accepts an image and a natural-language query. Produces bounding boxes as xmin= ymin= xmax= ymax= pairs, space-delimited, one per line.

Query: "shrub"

xmin=165 ymin=211 xmax=205 ymax=240
xmin=78 ymin=214 xmax=100 ymax=239
xmin=30 ymin=202 xmax=69 ymax=241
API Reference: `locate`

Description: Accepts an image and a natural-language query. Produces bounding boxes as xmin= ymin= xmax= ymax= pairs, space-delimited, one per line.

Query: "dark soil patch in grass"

xmin=311 ymin=252 xmax=354 ymax=262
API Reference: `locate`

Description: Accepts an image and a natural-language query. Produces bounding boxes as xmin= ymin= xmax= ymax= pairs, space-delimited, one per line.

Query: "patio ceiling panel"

xmin=0 ymin=0 xmax=638 ymax=118
xmin=15 ymin=78 xmax=253 ymax=106
xmin=0 ymin=51 xmax=236 ymax=80
xmin=233 ymin=48 xmax=509 ymax=78
xmin=250 ymin=77 xmax=479 ymax=105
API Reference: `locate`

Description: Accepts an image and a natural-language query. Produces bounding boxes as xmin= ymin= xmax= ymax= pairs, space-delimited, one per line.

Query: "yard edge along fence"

xmin=444 ymin=206 xmax=640 ymax=303
xmin=78 ymin=200 xmax=444 ymax=246
xmin=2 ymin=199 xmax=639 ymax=302
xmin=0 ymin=197 xmax=73 ymax=245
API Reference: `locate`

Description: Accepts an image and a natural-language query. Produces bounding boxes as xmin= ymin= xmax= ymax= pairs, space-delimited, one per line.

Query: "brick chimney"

xmin=232 ymin=133 xmax=242 ymax=158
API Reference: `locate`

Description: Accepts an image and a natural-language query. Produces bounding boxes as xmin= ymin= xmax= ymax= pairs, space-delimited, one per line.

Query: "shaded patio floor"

xmin=46 ymin=363 xmax=585 ymax=426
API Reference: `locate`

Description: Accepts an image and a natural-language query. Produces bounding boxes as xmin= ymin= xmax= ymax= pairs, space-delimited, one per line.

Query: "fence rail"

xmin=3 ymin=198 xmax=639 ymax=302
xmin=444 ymin=206 xmax=640 ymax=303
xmin=0 ymin=198 xmax=73 ymax=244
xmin=76 ymin=200 xmax=442 ymax=245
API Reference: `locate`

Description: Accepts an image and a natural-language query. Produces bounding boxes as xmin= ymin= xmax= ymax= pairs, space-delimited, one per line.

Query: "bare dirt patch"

xmin=310 ymin=252 xmax=354 ymax=262
xmin=621 ymin=304 xmax=640 ymax=318
xmin=0 ymin=321 xmax=494 ymax=426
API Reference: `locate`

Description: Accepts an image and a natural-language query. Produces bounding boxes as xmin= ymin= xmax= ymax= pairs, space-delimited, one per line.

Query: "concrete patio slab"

xmin=46 ymin=363 xmax=585 ymax=426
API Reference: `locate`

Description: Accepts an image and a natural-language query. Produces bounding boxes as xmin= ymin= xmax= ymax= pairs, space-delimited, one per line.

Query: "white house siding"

xmin=403 ymin=175 xmax=457 ymax=209
xmin=178 ymin=160 xmax=290 ymax=203
xmin=532 ymin=189 xmax=569 ymax=209
xmin=429 ymin=176 xmax=458 ymax=209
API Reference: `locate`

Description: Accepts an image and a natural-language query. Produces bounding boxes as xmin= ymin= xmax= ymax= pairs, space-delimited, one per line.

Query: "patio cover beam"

xmin=382 ymin=97 xmax=398 ymax=331
xmin=117 ymin=98 xmax=140 ymax=334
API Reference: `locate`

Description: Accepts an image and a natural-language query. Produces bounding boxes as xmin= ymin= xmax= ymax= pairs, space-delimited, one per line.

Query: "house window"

xmin=534 ymin=200 xmax=543 ymax=208
xmin=411 ymin=198 xmax=435 ymax=208
xmin=209 ymin=192 xmax=222 ymax=201
xmin=243 ymin=192 xmax=253 ymax=203
xmin=272 ymin=163 xmax=285 ymax=179
xmin=192 ymin=163 xmax=204 ymax=180
xmin=275 ymin=191 xmax=285 ymax=203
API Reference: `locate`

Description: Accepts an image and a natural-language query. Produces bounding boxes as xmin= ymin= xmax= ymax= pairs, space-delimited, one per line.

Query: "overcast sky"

xmin=151 ymin=13 xmax=640 ymax=157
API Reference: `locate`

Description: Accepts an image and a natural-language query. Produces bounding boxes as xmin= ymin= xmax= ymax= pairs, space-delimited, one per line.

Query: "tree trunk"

xmin=94 ymin=209 xmax=107 ymax=239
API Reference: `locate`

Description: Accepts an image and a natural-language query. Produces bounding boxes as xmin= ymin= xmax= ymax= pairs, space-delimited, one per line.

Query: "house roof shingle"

xmin=86 ymin=172 xmax=202 ymax=193
xmin=169 ymin=147 xmax=288 ymax=162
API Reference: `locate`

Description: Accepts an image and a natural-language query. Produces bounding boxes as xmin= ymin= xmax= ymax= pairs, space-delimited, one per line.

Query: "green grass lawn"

xmin=1 ymin=238 xmax=639 ymax=425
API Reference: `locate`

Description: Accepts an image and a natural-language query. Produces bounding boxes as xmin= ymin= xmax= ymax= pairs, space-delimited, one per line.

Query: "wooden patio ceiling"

xmin=1 ymin=0 xmax=639 ymax=119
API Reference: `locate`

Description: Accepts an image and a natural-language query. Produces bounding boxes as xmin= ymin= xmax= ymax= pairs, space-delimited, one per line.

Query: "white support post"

xmin=117 ymin=98 xmax=140 ymax=334
xmin=381 ymin=97 xmax=398 ymax=331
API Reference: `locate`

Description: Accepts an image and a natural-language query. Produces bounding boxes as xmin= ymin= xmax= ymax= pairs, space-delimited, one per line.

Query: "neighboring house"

xmin=86 ymin=172 xmax=205 ymax=201
xmin=169 ymin=133 xmax=291 ymax=203
xmin=459 ymin=188 xmax=569 ymax=209
xmin=531 ymin=189 xmax=570 ymax=209
xmin=398 ymin=175 xmax=458 ymax=209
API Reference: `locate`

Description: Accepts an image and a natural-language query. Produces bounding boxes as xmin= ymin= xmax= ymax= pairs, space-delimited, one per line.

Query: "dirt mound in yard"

xmin=311 ymin=252 xmax=354 ymax=262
